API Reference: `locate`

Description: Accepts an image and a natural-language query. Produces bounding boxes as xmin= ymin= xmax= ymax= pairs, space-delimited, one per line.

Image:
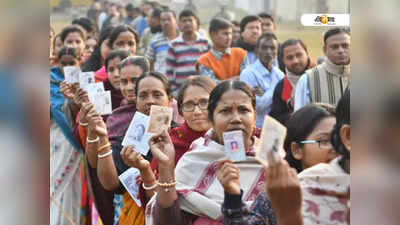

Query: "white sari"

xmin=50 ymin=101 xmax=82 ymax=225
xmin=145 ymin=130 xmax=266 ymax=225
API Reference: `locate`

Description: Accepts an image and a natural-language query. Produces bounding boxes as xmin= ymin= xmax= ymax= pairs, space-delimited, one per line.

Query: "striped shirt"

xmin=145 ymin=32 xmax=177 ymax=75
xmin=165 ymin=32 xmax=211 ymax=93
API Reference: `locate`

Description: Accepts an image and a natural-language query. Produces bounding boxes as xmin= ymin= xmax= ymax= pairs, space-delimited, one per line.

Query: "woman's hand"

xmin=216 ymin=159 xmax=241 ymax=195
xmin=87 ymin=112 xmax=108 ymax=137
xmin=149 ymin=128 xmax=175 ymax=168
xmin=60 ymin=81 xmax=75 ymax=101
xmin=80 ymin=102 xmax=94 ymax=124
xmin=264 ymin=159 xmax=302 ymax=224
xmin=121 ymin=146 xmax=150 ymax=170
xmin=73 ymin=87 xmax=89 ymax=108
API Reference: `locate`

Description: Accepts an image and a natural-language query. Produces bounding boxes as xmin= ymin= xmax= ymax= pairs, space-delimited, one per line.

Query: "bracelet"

xmin=98 ymin=150 xmax=113 ymax=158
xmin=79 ymin=121 xmax=89 ymax=127
xmin=157 ymin=180 xmax=177 ymax=192
xmin=98 ymin=142 xmax=111 ymax=152
xmin=87 ymin=136 xmax=99 ymax=143
xmin=142 ymin=182 xmax=158 ymax=190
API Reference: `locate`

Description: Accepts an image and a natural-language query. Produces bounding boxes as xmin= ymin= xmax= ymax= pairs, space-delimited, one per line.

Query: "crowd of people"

xmin=50 ymin=1 xmax=350 ymax=225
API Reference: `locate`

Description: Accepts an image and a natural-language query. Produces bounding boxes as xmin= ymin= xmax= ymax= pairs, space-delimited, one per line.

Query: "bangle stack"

xmin=157 ymin=180 xmax=177 ymax=192
xmin=87 ymin=136 xmax=99 ymax=143
xmin=98 ymin=150 xmax=113 ymax=158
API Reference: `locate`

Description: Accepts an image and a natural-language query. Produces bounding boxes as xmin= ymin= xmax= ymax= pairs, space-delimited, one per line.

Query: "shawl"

xmin=299 ymin=157 xmax=350 ymax=225
xmin=145 ymin=129 xmax=266 ymax=225
xmin=50 ymin=66 xmax=81 ymax=151
xmin=307 ymin=59 xmax=349 ymax=106
xmin=106 ymin=102 xmax=136 ymax=146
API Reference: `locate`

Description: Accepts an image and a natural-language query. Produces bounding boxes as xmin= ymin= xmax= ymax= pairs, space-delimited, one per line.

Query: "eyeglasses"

xmin=300 ymin=139 xmax=333 ymax=150
xmin=182 ymin=99 xmax=208 ymax=112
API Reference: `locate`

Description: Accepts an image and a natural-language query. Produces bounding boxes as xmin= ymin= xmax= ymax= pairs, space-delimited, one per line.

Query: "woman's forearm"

xmin=156 ymin=163 xmax=178 ymax=208
xmin=96 ymin=136 xmax=120 ymax=191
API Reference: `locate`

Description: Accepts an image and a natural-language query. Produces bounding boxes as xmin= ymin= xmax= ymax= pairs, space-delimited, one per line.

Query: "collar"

xmin=254 ymin=59 xmax=273 ymax=76
xmin=211 ymin=48 xmax=231 ymax=60
xmin=324 ymin=58 xmax=350 ymax=76
xmin=178 ymin=31 xmax=201 ymax=43
xmin=285 ymin=68 xmax=301 ymax=87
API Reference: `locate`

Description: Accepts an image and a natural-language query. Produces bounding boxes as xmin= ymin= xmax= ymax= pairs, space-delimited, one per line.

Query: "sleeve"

xmin=137 ymin=30 xmax=148 ymax=56
xmin=222 ymin=191 xmax=276 ymax=225
xmin=269 ymin=80 xmax=291 ymax=125
xmin=153 ymin=197 xmax=194 ymax=225
xmin=145 ymin=40 xmax=156 ymax=64
xmin=165 ymin=45 xmax=176 ymax=84
xmin=294 ymin=74 xmax=310 ymax=111
xmin=254 ymin=85 xmax=275 ymax=114
xmin=239 ymin=52 xmax=249 ymax=73
xmin=198 ymin=64 xmax=220 ymax=83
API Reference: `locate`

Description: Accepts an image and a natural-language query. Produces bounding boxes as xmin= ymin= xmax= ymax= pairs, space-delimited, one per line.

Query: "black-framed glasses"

xmin=182 ymin=99 xmax=208 ymax=112
xmin=300 ymin=139 xmax=333 ymax=150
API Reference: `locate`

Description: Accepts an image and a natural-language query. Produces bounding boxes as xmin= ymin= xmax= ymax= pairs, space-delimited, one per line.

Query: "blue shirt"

xmin=240 ymin=59 xmax=285 ymax=128
xmin=293 ymin=73 xmax=310 ymax=111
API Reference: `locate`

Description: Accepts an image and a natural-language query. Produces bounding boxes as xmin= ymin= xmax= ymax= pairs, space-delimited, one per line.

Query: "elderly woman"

xmin=145 ymin=80 xmax=266 ymax=225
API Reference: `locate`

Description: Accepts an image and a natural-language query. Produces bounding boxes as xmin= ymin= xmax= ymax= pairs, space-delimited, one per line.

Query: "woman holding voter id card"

xmin=217 ymin=89 xmax=350 ymax=225
xmin=50 ymin=46 xmax=84 ymax=225
xmin=145 ymin=80 xmax=267 ymax=225
xmin=90 ymin=72 xmax=175 ymax=225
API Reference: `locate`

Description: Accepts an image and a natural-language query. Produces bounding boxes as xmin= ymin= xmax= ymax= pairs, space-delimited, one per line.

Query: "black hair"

xmin=239 ymin=15 xmax=261 ymax=33
xmin=209 ymin=17 xmax=232 ymax=34
xmin=104 ymin=49 xmax=130 ymax=70
xmin=207 ymin=80 xmax=256 ymax=123
xmin=324 ymin=27 xmax=350 ymax=45
xmin=81 ymin=25 xmax=115 ymax=72
xmin=277 ymin=38 xmax=309 ymax=72
xmin=161 ymin=8 xmax=176 ymax=18
xmin=231 ymin=20 xmax=240 ymax=27
xmin=72 ymin=17 xmax=96 ymax=35
xmin=125 ymin=3 xmax=134 ymax=11
xmin=255 ymin=32 xmax=278 ymax=49
xmin=119 ymin=56 xmax=150 ymax=75
xmin=179 ymin=9 xmax=200 ymax=26
xmin=108 ymin=24 xmax=139 ymax=48
xmin=331 ymin=88 xmax=350 ymax=169
xmin=58 ymin=46 xmax=79 ymax=60
xmin=60 ymin=25 xmax=86 ymax=43
xmin=151 ymin=7 xmax=162 ymax=19
xmin=135 ymin=72 xmax=172 ymax=98
xmin=284 ymin=103 xmax=336 ymax=172
xmin=177 ymin=76 xmax=216 ymax=116
xmin=258 ymin=12 xmax=275 ymax=23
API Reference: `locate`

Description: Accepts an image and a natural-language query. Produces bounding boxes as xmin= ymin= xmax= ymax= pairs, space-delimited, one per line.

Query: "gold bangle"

xmin=157 ymin=180 xmax=177 ymax=192
xmin=98 ymin=142 xmax=111 ymax=152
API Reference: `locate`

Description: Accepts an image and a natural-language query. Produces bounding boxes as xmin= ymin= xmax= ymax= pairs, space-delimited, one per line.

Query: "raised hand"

xmin=264 ymin=159 xmax=302 ymax=223
xmin=88 ymin=112 xmax=108 ymax=137
xmin=73 ymin=87 xmax=89 ymax=108
xmin=216 ymin=159 xmax=241 ymax=195
xmin=121 ymin=146 xmax=150 ymax=170
xmin=60 ymin=81 xmax=75 ymax=101
xmin=80 ymin=102 xmax=94 ymax=124
xmin=149 ymin=128 xmax=175 ymax=167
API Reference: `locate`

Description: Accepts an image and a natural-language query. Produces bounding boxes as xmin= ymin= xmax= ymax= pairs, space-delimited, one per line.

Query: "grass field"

xmin=51 ymin=17 xmax=327 ymax=61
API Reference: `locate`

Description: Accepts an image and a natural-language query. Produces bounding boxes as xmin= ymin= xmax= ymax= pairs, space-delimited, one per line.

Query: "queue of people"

xmin=50 ymin=1 xmax=350 ymax=225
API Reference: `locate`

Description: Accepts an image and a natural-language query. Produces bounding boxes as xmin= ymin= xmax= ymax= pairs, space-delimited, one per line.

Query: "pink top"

xmin=95 ymin=66 xmax=108 ymax=81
